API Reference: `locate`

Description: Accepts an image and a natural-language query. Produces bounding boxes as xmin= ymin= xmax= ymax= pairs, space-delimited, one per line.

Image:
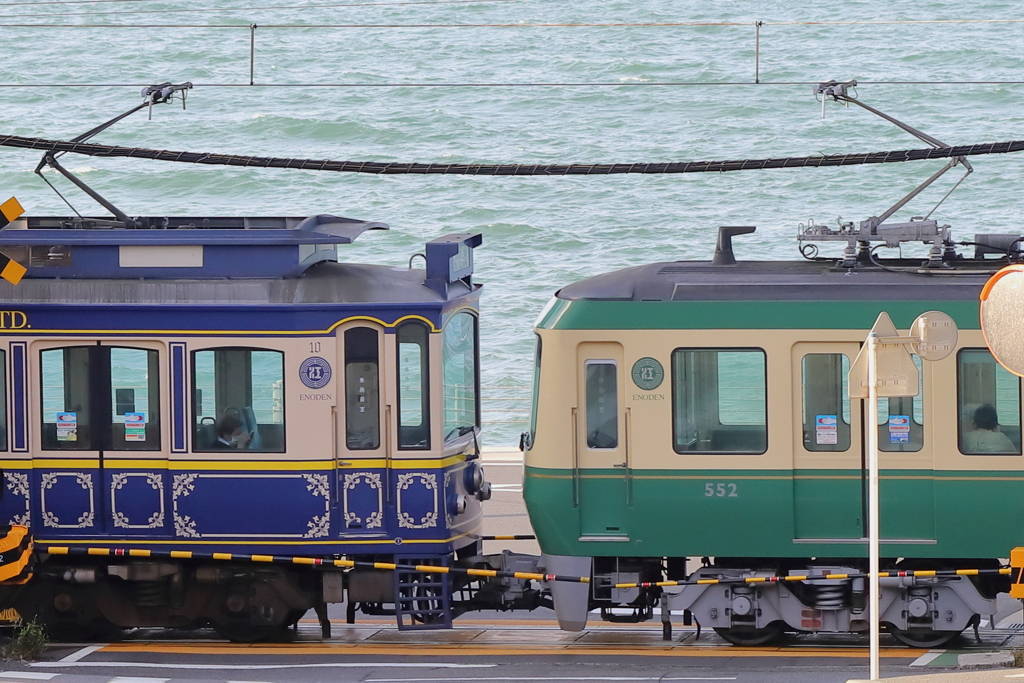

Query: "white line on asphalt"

xmin=366 ymin=678 xmax=738 ymax=682
xmin=108 ymin=678 xmax=170 ymax=683
xmin=909 ymin=650 xmax=945 ymax=667
xmin=58 ymin=645 xmax=106 ymax=663
xmin=29 ymin=663 xmax=495 ymax=671
xmin=0 ymin=673 xmax=59 ymax=680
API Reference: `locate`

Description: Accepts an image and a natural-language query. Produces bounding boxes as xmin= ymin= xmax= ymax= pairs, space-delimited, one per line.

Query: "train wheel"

xmin=713 ymin=623 xmax=785 ymax=646
xmin=886 ymin=624 xmax=962 ymax=648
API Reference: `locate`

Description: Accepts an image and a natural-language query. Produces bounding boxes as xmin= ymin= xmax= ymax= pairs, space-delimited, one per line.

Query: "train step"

xmin=394 ymin=556 xmax=453 ymax=630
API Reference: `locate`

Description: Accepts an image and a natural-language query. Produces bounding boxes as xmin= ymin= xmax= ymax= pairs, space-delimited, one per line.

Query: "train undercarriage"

xmin=0 ymin=548 xmax=1008 ymax=646
xmin=0 ymin=544 xmax=549 ymax=641
xmin=545 ymin=555 xmax=1010 ymax=648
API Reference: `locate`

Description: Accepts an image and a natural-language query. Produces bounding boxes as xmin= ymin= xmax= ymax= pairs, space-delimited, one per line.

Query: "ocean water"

xmin=1 ymin=0 xmax=1023 ymax=446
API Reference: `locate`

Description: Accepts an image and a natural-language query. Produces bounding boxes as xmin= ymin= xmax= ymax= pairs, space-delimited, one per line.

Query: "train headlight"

xmin=464 ymin=462 xmax=484 ymax=494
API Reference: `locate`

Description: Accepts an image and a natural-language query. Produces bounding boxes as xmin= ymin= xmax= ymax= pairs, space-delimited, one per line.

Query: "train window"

xmin=957 ymin=348 xmax=1022 ymax=455
xmin=801 ymin=354 xmax=851 ymax=452
xmin=0 ymin=350 xmax=7 ymax=452
xmin=877 ymin=355 xmax=923 ymax=453
xmin=397 ymin=322 xmax=430 ymax=449
xmin=109 ymin=348 xmax=160 ymax=451
xmin=529 ymin=335 xmax=542 ymax=446
xmin=41 ymin=347 xmax=92 ymax=450
xmin=41 ymin=346 xmax=160 ymax=451
xmin=442 ymin=312 xmax=479 ymax=441
xmin=345 ymin=327 xmax=380 ymax=450
xmin=585 ymin=360 xmax=618 ymax=449
xmin=672 ymin=349 xmax=767 ymax=454
xmin=191 ymin=348 xmax=284 ymax=452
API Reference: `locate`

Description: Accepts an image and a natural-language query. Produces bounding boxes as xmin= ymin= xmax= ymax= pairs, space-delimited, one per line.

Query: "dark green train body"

xmin=523 ymin=244 xmax=1021 ymax=646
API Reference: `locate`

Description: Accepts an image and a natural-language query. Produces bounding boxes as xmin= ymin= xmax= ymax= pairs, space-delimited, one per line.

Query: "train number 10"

xmin=704 ymin=483 xmax=738 ymax=498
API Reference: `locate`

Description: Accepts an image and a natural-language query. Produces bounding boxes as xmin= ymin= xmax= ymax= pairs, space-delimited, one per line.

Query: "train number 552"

xmin=704 ymin=483 xmax=738 ymax=497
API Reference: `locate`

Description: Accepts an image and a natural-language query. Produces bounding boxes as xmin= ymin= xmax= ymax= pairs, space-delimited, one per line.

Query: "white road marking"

xmin=366 ymin=678 xmax=737 ymax=682
xmin=909 ymin=650 xmax=945 ymax=667
xmin=30 ymin=662 xmax=495 ymax=671
xmin=58 ymin=645 xmax=106 ymax=663
xmin=0 ymin=673 xmax=59 ymax=680
xmin=108 ymin=678 xmax=170 ymax=683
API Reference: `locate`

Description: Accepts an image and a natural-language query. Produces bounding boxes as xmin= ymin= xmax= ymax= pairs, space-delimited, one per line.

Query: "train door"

xmin=876 ymin=354 xmax=932 ymax=541
xmin=336 ymin=323 xmax=389 ymax=537
xmin=791 ymin=343 xmax=864 ymax=540
xmin=575 ymin=342 xmax=628 ymax=540
xmin=32 ymin=341 xmax=165 ymax=537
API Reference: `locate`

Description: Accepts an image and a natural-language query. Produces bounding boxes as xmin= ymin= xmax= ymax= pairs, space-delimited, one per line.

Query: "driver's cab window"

xmin=192 ymin=348 xmax=284 ymax=452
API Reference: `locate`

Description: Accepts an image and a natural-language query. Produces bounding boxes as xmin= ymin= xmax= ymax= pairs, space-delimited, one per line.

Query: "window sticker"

xmin=815 ymin=415 xmax=838 ymax=445
xmin=56 ymin=412 xmax=77 ymax=442
xmin=889 ymin=415 xmax=910 ymax=444
xmin=124 ymin=412 xmax=146 ymax=442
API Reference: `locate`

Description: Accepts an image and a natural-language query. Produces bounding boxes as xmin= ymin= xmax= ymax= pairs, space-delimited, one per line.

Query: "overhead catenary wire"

xmin=0 ymin=0 xmax=531 ymax=18
xmin=3 ymin=80 xmax=1024 ymax=87
xmin=1 ymin=134 xmax=1022 ymax=175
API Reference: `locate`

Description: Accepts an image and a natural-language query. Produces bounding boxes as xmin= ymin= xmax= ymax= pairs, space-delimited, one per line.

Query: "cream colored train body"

xmin=524 ymin=255 xmax=1019 ymax=646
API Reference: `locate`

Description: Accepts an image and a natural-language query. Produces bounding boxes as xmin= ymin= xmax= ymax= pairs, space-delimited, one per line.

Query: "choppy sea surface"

xmin=1 ymin=0 xmax=1023 ymax=445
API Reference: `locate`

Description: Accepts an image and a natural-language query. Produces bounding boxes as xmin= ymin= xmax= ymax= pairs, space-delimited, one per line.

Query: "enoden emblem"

xmin=631 ymin=357 xmax=664 ymax=391
xmin=300 ymin=356 xmax=332 ymax=390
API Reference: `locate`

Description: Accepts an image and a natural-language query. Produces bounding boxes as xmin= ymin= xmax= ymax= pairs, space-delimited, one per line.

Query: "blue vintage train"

xmin=0 ymin=204 xmax=499 ymax=638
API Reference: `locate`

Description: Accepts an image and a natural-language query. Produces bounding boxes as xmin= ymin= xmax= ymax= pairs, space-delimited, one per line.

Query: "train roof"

xmin=0 ymin=260 xmax=474 ymax=306
xmin=557 ymin=259 xmax=994 ymax=304
xmin=0 ymin=211 xmax=483 ymax=306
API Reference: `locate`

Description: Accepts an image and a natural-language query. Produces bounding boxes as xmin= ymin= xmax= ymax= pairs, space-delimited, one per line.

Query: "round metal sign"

xmin=909 ymin=310 xmax=958 ymax=362
xmin=981 ymin=265 xmax=1024 ymax=376
xmin=299 ymin=356 xmax=333 ymax=389
xmin=631 ymin=357 xmax=664 ymax=390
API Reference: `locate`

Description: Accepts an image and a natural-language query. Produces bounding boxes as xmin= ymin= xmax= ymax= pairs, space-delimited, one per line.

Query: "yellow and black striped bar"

xmin=480 ymin=534 xmax=536 ymax=541
xmin=0 ymin=197 xmax=27 ymax=285
xmin=42 ymin=545 xmax=1012 ymax=589
xmin=42 ymin=545 xmax=591 ymax=585
xmin=611 ymin=568 xmax=1013 ymax=590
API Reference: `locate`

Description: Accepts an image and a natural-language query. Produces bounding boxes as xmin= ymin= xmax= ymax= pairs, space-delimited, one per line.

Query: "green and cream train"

xmin=522 ymin=224 xmax=1023 ymax=647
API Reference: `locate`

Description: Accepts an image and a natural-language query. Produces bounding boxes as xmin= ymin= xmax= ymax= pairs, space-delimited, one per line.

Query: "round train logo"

xmin=631 ymin=357 xmax=664 ymax=391
xmin=299 ymin=356 xmax=332 ymax=389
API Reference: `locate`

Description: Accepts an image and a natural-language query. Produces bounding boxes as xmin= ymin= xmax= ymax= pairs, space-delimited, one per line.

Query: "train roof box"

xmin=0 ymin=214 xmax=389 ymax=279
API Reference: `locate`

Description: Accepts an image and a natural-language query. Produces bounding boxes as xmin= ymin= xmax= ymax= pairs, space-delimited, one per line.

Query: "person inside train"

xmin=963 ymin=404 xmax=1017 ymax=453
xmin=213 ymin=413 xmax=252 ymax=450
